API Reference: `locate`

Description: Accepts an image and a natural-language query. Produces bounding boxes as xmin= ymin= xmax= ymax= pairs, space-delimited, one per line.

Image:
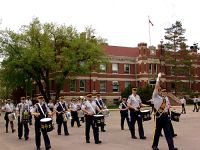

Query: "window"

xmin=124 ymin=64 xmax=130 ymax=74
xmin=112 ymin=81 xmax=119 ymax=92
xmin=100 ymin=81 xmax=106 ymax=92
xmin=100 ymin=64 xmax=106 ymax=72
xmin=112 ymin=63 xmax=118 ymax=73
xmin=70 ymin=80 xmax=76 ymax=91
xmin=79 ymin=80 xmax=85 ymax=92
xmin=171 ymin=66 xmax=175 ymax=75
xmin=149 ymin=64 xmax=153 ymax=74
xmin=154 ymin=64 xmax=157 ymax=74
xmin=125 ymin=81 xmax=131 ymax=89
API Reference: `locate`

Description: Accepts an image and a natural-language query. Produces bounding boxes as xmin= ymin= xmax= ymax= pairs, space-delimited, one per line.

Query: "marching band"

xmin=0 ymin=75 xmax=197 ymax=150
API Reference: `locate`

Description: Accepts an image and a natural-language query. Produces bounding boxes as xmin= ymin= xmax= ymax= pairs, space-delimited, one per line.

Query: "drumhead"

xmin=141 ymin=110 xmax=150 ymax=113
xmin=94 ymin=115 xmax=104 ymax=117
xmin=40 ymin=118 xmax=52 ymax=122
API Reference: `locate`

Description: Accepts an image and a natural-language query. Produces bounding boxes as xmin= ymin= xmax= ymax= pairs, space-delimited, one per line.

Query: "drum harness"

xmin=37 ymin=103 xmax=47 ymax=118
xmin=155 ymin=97 xmax=167 ymax=119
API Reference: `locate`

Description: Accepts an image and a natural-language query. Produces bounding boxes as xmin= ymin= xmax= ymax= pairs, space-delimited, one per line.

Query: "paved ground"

xmin=0 ymin=106 xmax=199 ymax=150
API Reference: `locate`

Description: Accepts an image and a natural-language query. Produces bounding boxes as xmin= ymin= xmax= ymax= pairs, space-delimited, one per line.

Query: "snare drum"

xmin=66 ymin=112 xmax=72 ymax=120
xmin=40 ymin=118 xmax=54 ymax=132
xmin=141 ymin=110 xmax=151 ymax=121
xmin=78 ymin=110 xmax=84 ymax=118
xmin=171 ymin=111 xmax=181 ymax=122
xmin=94 ymin=114 xmax=104 ymax=127
xmin=8 ymin=113 xmax=16 ymax=121
xmin=101 ymin=109 xmax=110 ymax=117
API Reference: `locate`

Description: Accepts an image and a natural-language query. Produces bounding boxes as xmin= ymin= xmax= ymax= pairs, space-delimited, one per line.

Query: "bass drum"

xmin=40 ymin=118 xmax=54 ymax=132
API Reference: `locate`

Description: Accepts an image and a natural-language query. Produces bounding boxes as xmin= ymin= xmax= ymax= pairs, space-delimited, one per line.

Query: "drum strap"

xmin=59 ymin=102 xmax=65 ymax=112
xmin=122 ymin=102 xmax=127 ymax=108
xmin=155 ymin=98 xmax=166 ymax=118
xmin=37 ymin=103 xmax=46 ymax=118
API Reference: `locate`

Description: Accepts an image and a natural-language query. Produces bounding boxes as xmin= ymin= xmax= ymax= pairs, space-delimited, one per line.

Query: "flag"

xmin=149 ymin=19 xmax=153 ymax=26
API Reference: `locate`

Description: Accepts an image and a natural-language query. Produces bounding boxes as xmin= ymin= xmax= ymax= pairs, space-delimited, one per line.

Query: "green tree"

xmin=164 ymin=21 xmax=187 ymax=95
xmin=0 ymin=18 xmax=107 ymax=102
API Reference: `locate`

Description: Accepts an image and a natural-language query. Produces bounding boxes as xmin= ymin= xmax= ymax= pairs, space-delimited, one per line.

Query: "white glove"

xmin=158 ymin=72 xmax=162 ymax=78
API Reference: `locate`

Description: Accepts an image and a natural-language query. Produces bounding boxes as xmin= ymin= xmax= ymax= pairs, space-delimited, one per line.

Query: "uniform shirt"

xmin=81 ymin=100 xmax=99 ymax=115
xmin=26 ymin=99 xmax=33 ymax=107
xmin=69 ymin=102 xmax=78 ymax=111
xmin=152 ymin=91 xmax=170 ymax=113
xmin=95 ymin=98 xmax=106 ymax=110
xmin=193 ymin=98 xmax=198 ymax=103
xmin=180 ymin=98 xmax=186 ymax=105
xmin=127 ymin=94 xmax=141 ymax=108
xmin=48 ymin=102 xmax=54 ymax=109
xmin=119 ymin=102 xmax=128 ymax=109
xmin=30 ymin=102 xmax=51 ymax=119
xmin=2 ymin=103 xmax=15 ymax=112
xmin=16 ymin=102 xmax=30 ymax=121
xmin=54 ymin=101 xmax=68 ymax=112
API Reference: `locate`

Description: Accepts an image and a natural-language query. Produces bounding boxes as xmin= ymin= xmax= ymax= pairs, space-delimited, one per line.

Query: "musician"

xmin=1 ymin=99 xmax=16 ymax=133
xmin=69 ymin=97 xmax=81 ymax=127
xmin=78 ymin=96 xmax=85 ymax=123
xmin=48 ymin=99 xmax=55 ymax=112
xmin=152 ymin=73 xmax=178 ymax=150
xmin=16 ymin=96 xmax=30 ymax=140
xmin=54 ymin=96 xmax=69 ymax=136
xmin=180 ymin=96 xmax=186 ymax=114
xmin=95 ymin=93 xmax=106 ymax=132
xmin=193 ymin=96 xmax=199 ymax=112
xmin=81 ymin=93 xmax=102 ymax=144
xmin=31 ymin=96 xmax=52 ymax=150
xmin=26 ymin=96 xmax=33 ymax=125
xmin=127 ymin=88 xmax=146 ymax=140
xmin=119 ymin=98 xmax=130 ymax=130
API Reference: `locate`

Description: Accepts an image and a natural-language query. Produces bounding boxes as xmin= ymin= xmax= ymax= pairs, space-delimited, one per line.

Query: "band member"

xmin=48 ymin=99 xmax=55 ymax=112
xmin=119 ymin=98 xmax=130 ymax=130
xmin=180 ymin=96 xmax=186 ymax=114
xmin=69 ymin=97 xmax=81 ymax=127
xmin=78 ymin=96 xmax=85 ymax=123
xmin=95 ymin=93 xmax=106 ymax=132
xmin=152 ymin=73 xmax=178 ymax=150
xmin=26 ymin=96 xmax=33 ymax=125
xmin=127 ymin=88 xmax=146 ymax=139
xmin=31 ymin=96 xmax=52 ymax=150
xmin=16 ymin=96 xmax=30 ymax=140
xmin=54 ymin=96 xmax=69 ymax=136
xmin=1 ymin=99 xmax=16 ymax=133
xmin=192 ymin=96 xmax=198 ymax=112
xmin=81 ymin=93 xmax=102 ymax=144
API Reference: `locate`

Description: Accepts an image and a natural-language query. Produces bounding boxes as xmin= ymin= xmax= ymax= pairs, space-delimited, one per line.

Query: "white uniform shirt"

xmin=81 ymin=100 xmax=99 ymax=115
xmin=47 ymin=102 xmax=54 ymax=109
xmin=152 ymin=91 xmax=170 ymax=113
xmin=69 ymin=102 xmax=78 ymax=111
xmin=180 ymin=98 xmax=186 ymax=105
xmin=127 ymin=94 xmax=141 ymax=108
xmin=26 ymin=99 xmax=33 ymax=107
xmin=2 ymin=103 xmax=15 ymax=112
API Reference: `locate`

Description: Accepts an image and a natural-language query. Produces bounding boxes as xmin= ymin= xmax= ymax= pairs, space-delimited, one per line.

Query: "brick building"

xmin=49 ymin=42 xmax=200 ymax=104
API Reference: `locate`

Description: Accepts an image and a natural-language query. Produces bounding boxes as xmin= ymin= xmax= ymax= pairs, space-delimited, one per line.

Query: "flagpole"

xmin=148 ymin=16 xmax=152 ymax=46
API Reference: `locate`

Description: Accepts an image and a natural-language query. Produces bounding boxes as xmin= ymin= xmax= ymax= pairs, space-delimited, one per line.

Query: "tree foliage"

xmin=0 ymin=18 xmax=107 ymax=101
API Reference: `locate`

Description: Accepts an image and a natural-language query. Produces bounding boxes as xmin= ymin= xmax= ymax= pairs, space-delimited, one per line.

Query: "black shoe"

xmin=140 ymin=136 xmax=146 ymax=139
xmin=65 ymin=133 xmax=69 ymax=136
xmin=58 ymin=133 xmax=61 ymax=135
xmin=18 ymin=137 xmax=22 ymax=140
xmin=46 ymin=145 xmax=51 ymax=150
xmin=121 ymin=128 xmax=124 ymax=130
xmin=12 ymin=129 xmax=15 ymax=133
xmin=170 ymin=148 xmax=178 ymax=150
xmin=78 ymin=125 xmax=81 ymax=127
xmin=152 ymin=146 xmax=159 ymax=150
xmin=132 ymin=136 xmax=137 ymax=139
xmin=25 ymin=137 xmax=29 ymax=140
xmin=95 ymin=140 xmax=102 ymax=144
xmin=36 ymin=147 xmax=40 ymax=150
xmin=173 ymin=134 xmax=177 ymax=137
xmin=101 ymin=130 xmax=106 ymax=132
xmin=86 ymin=140 xmax=90 ymax=143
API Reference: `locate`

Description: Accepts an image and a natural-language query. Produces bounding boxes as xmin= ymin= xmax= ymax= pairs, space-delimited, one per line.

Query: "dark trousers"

xmin=4 ymin=112 xmax=14 ymax=132
xmin=80 ymin=117 xmax=85 ymax=123
xmin=193 ymin=103 xmax=198 ymax=112
xmin=29 ymin=113 xmax=32 ymax=125
xmin=120 ymin=111 xmax=130 ymax=129
xmin=35 ymin=120 xmax=51 ymax=149
xmin=57 ymin=121 xmax=69 ymax=135
xmin=85 ymin=115 xmax=99 ymax=142
xmin=129 ymin=111 xmax=144 ymax=138
xmin=181 ymin=104 xmax=186 ymax=114
xmin=152 ymin=114 xmax=175 ymax=150
xmin=18 ymin=117 xmax=29 ymax=139
xmin=71 ymin=111 xmax=81 ymax=127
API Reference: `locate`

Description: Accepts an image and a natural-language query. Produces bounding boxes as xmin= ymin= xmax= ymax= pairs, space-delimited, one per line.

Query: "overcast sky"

xmin=0 ymin=0 xmax=199 ymax=48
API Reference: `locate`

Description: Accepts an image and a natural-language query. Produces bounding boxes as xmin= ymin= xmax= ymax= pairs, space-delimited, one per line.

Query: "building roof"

xmin=104 ymin=45 xmax=139 ymax=57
